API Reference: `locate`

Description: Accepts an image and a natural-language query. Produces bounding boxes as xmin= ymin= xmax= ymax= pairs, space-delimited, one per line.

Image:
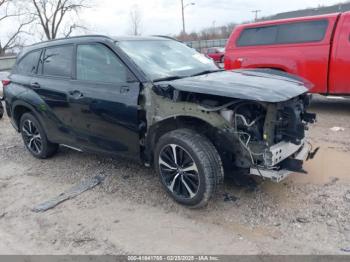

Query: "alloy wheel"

xmin=159 ymin=144 xmax=200 ymax=199
xmin=22 ymin=119 xmax=42 ymax=154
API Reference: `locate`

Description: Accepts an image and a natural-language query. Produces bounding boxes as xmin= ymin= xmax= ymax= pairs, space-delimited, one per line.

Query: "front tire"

xmin=154 ymin=129 xmax=223 ymax=208
xmin=20 ymin=113 xmax=58 ymax=159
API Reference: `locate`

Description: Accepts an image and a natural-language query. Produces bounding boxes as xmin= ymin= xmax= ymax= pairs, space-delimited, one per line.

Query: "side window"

xmin=76 ymin=44 xmax=128 ymax=83
xmin=16 ymin=50 xmax=41 ymax=75
xmin=42 ymin=45 xmax=73 ymax=77
xmin=237 ymin=26 xmax=278 ymax=47
xmin=277 ymin=20 xmax=328 ymax=44
xmin=237 ymin=19 xmax=328 ymax=47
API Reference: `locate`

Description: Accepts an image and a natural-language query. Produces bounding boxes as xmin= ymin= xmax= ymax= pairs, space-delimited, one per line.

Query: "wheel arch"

xmin=144 ymin=115 xmax=230 ymax=168
xmin=12 ymin=101 xmax=47 ymax=133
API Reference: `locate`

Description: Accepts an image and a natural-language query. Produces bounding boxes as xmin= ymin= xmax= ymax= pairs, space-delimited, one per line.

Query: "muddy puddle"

xmin=259 ymin=145 xmax=350 ymax=208
xmin=290 ymin=146 xmax=350 ymax=185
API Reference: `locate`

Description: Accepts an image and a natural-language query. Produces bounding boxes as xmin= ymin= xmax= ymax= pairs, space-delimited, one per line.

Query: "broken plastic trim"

xmin=32 ymin=176 xmax=104 ymax=213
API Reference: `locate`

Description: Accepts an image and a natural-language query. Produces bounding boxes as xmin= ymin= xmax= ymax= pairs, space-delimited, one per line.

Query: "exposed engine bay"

xmin=144 ymin=81 xmax=317 ymax=182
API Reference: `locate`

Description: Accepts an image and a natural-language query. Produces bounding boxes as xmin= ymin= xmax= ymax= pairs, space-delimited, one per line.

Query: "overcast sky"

xmin=80 ymin=0 xmax=345 ymax=36
xmin=0 ymin=0 xmax=347 ymax=45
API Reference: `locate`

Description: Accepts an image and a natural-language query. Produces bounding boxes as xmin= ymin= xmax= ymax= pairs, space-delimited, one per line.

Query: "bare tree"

xmin=129 ymin=5 xmax=142 ymax=36
xmin=29 ymin=0 xmax=89 ymax=40
xmin=0 ymin=0 xmax=34 ymax=55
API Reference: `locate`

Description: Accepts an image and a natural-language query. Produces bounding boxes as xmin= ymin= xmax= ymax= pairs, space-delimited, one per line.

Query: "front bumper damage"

xmin=250 ymin=141 xmax=318 ymax=182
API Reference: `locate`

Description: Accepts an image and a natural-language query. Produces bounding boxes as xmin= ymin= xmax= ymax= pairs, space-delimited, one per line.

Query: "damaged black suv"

xmin=4 ymin=35 xmax=316 ymax=208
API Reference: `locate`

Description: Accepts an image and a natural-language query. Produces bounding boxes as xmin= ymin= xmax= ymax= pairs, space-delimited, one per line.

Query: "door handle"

xmin=30 ymin=82 xmax=41 ymax=89
xmin=120 ymin=86 xmax=130 ymax=94
xmin=68 ymin=90 xmax=84 ymax=98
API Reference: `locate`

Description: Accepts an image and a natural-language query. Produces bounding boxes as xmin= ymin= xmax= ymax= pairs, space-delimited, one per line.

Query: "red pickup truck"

xmin=225 ymin=12 xmax=350 ymax=95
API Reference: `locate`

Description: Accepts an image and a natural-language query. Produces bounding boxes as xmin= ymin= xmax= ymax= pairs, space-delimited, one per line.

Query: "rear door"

xmin=67 ymin=43 xmax=141 ymax=158
xmin=7 ymin=49 xmax=42 ymax=105
xmin=30 ymin=44 xmax=76 ymax=145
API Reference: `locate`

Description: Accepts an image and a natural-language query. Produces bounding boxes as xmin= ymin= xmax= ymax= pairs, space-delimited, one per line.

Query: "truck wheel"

xmin=154 ymin=129 xmax=223 ymax=208
xmin=20 ymin=113 xmax=58 ymax=159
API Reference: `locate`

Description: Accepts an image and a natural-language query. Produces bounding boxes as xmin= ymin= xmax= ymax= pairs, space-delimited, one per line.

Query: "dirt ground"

xmin=0 ymin=95 xmax=349 ymax=255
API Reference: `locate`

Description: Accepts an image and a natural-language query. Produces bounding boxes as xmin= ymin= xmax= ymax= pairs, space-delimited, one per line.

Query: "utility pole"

xmin=181 ymin=0 xmax=195 ymax=34
xmin=181 ymin=0 xmax=185 ymax=33
xmin=251 ymin=10 xmax=261 ymax=21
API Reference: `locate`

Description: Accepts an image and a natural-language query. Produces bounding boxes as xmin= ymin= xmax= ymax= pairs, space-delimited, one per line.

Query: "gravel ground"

xmin=0 ymin=95 xmax=349 ymax=255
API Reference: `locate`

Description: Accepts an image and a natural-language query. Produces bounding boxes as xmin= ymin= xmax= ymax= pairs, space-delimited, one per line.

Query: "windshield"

xmin=116 ymin=40 xmax=218 ymax=81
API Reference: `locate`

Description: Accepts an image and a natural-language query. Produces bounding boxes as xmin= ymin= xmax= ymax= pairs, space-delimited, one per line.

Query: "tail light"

xmin=1 ymin=79 xmax=11 ymax=87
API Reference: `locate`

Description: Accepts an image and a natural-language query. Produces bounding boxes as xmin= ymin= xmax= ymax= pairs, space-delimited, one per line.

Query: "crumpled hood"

xmin=156 ymin=69 xmax=312 ymax=103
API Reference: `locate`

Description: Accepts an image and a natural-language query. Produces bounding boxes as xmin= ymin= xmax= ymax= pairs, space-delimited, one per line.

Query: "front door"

xmin=67 ymin=43 xmax=141 ymax=158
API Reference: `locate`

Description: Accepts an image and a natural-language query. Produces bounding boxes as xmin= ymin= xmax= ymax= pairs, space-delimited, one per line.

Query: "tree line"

xmin=176 ymin=22 xmax=237 ymax=42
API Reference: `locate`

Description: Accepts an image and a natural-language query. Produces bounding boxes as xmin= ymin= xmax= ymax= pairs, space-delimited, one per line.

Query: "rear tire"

xmin=20 ymin=113 xmax=58 ymax=159
xmin=154 ymin=129 xmax=223 ymax=208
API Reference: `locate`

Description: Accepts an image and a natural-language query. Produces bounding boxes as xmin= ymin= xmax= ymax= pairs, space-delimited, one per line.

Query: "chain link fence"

xmin=0 ymin=56 xmax=16 ymax=71
xmin=185 ymin=39 xmax=228 ymax=52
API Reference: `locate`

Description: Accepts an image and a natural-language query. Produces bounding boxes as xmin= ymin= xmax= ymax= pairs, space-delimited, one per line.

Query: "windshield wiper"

xmin=153 ymin=76 xmax=185 ymax=82
xmin=191 ymin=69 xmax=223 ymax=77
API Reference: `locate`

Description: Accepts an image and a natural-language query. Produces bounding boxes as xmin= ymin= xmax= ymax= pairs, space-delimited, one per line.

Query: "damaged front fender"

xmin=143 ymin=84 xmax=231 ymax=129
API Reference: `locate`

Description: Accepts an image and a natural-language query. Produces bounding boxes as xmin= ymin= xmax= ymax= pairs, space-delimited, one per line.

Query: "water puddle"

xmin=290 ymin=147 xmax=350 ymax=185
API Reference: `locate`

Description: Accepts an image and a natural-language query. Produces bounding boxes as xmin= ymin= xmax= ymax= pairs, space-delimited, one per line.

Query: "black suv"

xmin=3 ymin=35 xmax=316 ymax=208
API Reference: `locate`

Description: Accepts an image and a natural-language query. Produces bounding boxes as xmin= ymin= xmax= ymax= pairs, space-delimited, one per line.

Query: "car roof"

xmin=238 ymin=12 xmax=340 ymax=29
xmin=20 ymin=35 xmax=171 ymax=57
xmin=29 ymin=35 xmax=170 ymax=47
xmin=113 ymin=36 xmax=171 ymax=41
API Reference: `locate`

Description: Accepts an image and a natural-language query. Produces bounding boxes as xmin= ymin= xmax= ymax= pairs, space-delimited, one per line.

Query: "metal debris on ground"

xmin=32 ymin=176 xmax=105 ymax=213
xmin=223 ymin=193 xmax=239 ymax=202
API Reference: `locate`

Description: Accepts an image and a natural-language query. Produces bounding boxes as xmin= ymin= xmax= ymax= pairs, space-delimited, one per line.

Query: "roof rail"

xmin=29 ymin=35 xmax=114 ymax=47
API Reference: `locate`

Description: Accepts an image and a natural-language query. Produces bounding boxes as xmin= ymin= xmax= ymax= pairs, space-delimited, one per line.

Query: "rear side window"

xmin=237 ymin=26 xmax=278 ymax=46
xmin=42 ymin=45 xmax=73 ymax=77
xmin=76 ymin=44 xmax=128 ymax=83
xmin=278 ymin=20 xmax=329 ymax=44
xmin=237 ymin=20 xmax=329 ymax=47
xmin=16 ymin=50 xmax=41 ymax=75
